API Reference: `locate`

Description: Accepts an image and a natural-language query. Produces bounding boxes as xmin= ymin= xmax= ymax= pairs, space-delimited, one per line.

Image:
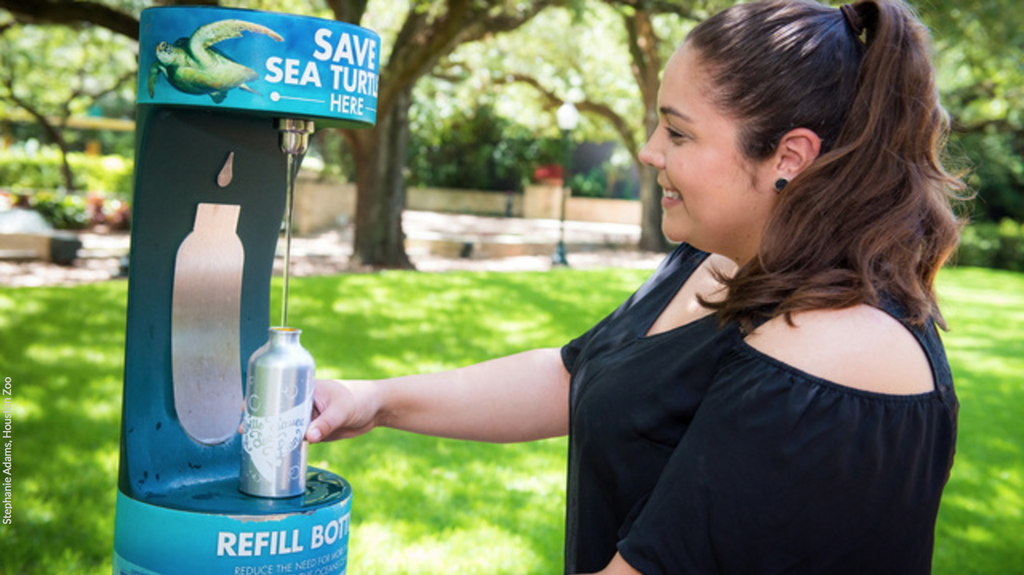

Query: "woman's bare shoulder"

xmin=743 ymin=305 xmax=934 ymax=395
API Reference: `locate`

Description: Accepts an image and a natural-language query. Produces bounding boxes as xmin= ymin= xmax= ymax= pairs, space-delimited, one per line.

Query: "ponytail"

xmin=687 ymin=0 xmax=967 ymax=330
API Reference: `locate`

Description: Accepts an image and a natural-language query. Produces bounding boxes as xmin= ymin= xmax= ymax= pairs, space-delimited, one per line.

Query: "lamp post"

xmin=553 ymin=101 xmax=578 ymax=267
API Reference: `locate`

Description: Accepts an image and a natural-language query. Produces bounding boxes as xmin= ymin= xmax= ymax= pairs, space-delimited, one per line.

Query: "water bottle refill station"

xmin=112 ymin=7 xmax=379 ymax=573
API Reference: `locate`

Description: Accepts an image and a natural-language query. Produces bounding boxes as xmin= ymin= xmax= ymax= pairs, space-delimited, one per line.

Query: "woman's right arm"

xmin=305 ymin=347 xmax=571 ymax=445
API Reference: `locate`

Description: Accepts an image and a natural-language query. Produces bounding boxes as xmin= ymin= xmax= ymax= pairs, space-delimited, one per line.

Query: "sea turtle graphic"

xmin=147 ymin=19 xmax=283 ymax=103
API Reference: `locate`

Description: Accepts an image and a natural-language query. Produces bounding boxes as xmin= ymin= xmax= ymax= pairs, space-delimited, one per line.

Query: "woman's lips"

xmin=662 ymin=188 xmax=682 ymax=208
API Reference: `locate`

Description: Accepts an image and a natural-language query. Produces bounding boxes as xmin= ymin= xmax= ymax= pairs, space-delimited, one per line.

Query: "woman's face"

xmin=639 ymin=44 xmax=779 ymax=265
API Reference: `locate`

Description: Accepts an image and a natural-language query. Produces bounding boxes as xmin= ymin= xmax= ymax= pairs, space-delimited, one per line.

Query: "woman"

xmin=306 ymin=1 xmax=965 ymax=573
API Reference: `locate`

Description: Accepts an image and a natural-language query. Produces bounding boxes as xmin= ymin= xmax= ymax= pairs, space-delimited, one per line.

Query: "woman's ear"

xmin=774 ymin=128 xmax=822 ymax=178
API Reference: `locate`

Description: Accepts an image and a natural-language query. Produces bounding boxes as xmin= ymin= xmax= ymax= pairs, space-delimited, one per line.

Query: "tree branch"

xmin=621 ymin=7 xmax=662 ymax=140
xmin=466 ymin=0 xmax=560 ymax=38
xmin=379 ymin=0 xmax=562 ymax=112
xmin=603 ymin=0 xmax=699 ymax=19
xmin=325 ymin=0 xmax=369 ymax=25
xmin=0 ymin=73 xmax=76 ymax=190
xmin=0 ymin=0 xmax=140 ymax=40
xmin=94 ymin=69 xmax=137 ymax=103
xmin=161 ymin=0 xmax=218 ymax=5
xmin=496 ymin=72 xmax=640 ymax=159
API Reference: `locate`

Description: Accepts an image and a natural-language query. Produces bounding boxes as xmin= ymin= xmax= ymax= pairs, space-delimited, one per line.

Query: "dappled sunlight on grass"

xmin=0 ymin=282 xmax=126 ymax=574
xmin=354 ymin=521 xmax=544 ymax=574
xmin=1 ymin=266 xmax=1020 ymax=573
xmin=307 ymin=426 xmax=569 ymax=573
xmin=275 ymin=269 xmax=642 ymax=573
xmin=933 ymin=267 xmax=1024 ymax=574
xmin=0 ymin=270 xmax=644 ymax=574
xmin=23 ymin=343 xmax=122 ymax=370
xmin=280 ymin=269 xmax=650 ymax=380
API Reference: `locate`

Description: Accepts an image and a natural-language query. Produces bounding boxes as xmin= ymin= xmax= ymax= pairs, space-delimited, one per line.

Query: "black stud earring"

xmin=774 ymin=178 xmax=789 ymax=192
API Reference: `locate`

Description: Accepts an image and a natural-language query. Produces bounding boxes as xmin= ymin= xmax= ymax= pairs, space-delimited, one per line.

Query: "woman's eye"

xmin=666 ymin=127 xmax=689 ymax=143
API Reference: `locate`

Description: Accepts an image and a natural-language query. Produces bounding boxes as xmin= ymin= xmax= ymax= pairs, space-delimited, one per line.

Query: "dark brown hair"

xmin=687 ymin=0 xmax=967 ymax=329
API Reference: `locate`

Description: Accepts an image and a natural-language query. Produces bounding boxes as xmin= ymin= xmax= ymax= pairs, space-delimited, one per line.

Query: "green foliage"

xmin=1 ymin=267 xmax=1023 ymax=573
xmin=925 ymin=0 xmax=1024 ymax=224
xmin=0 ymin=148 xmax=133 ymax=197
xmin=951 ymin=130 xmax=1024 ymax=222
xmin=4 ymin=0 xmax=1022 ymax=226
xmin=28 ymin=191 xmax=90 ymax=230
xmin=407 ymin=104 xmax=563 ymax=191
xmin=0 ymin=20 xmax=137 ymax=136
xmin=955 ymin=219 xmax=1024 ymax=272
xmin=3 ymin=118 xmax=136 ymax=158
xmin=308 ymin=129 xmax=355 ymax=183
xmin=569 ymin=167 xmax=609 ymax=198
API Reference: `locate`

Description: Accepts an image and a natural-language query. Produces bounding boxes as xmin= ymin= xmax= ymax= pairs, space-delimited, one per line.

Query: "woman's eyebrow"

xmin=659 ymin=105 xmax=694 ymax=123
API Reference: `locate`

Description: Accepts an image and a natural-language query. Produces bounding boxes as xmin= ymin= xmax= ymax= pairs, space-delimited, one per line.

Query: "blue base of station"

xmin=112 ymin=468 xmax=351 ymax=575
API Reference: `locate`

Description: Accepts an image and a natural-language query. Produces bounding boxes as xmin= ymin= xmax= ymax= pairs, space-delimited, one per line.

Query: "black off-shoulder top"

xmin=561 ymin=244 xmax=958 ymax=575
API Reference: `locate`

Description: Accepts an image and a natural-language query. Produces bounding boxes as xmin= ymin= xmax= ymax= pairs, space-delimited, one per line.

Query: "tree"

xmin=0 ymin=14 xmax=136 ymax=191
xmin=0 ymin=0 xmax=559 ymax=268
xmin=920 ymin=0 xmax=1024 ymax=221
xmin=606 ymin=0 xmax=679 ymax=252
xmin=0 ymin=0 xmax=143 ymax=40
xmin=481 ymin=1 xmax=702 ymax=252
xmin=329 ymin=0 xmax=560 ymax=268
xmin=7 ymin=0 xmax=1021 ymax=248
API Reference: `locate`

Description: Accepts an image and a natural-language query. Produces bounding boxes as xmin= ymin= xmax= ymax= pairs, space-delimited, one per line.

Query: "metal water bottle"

xmin=240 ymin=327 xmax=315 ymax=498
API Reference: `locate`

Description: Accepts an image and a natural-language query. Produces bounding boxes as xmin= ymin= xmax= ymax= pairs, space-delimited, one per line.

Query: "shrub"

xmin=0 ymin=148 xmax=133 ymax=198
xmin=996 ymin=218 xmax=1024 ymax=272
xmin=0 ymin=147 xmax=134 ymax=230
xmin=954 ymin=219 xmax=1024 ymax=271
xmin=408 ymin=104 xmax=562 ymax=192
xmin=569 ymin=167 xmax=609 ymax=198
xmin=951 ymin=131 xmax=1024 ymax=222
xmin=29 ymin=191 xmax=90 ymax=230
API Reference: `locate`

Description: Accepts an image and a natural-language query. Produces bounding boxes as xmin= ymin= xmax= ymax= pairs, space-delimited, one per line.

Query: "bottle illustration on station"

xmin=112 ymin=7 xmax=379 ymax=573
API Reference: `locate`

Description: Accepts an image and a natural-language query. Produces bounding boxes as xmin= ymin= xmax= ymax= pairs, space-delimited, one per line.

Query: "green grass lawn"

xmin=0 ymin=265 xmax=1021 ymax=574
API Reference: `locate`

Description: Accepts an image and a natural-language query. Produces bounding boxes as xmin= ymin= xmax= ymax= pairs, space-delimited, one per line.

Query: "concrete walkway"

xmin=0 ymin=211 xmax=665 ymax=287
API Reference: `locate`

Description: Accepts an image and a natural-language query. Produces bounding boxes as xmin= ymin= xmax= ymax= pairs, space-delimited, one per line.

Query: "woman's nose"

xmin=638 ymin=137 xmax=663 ymax=169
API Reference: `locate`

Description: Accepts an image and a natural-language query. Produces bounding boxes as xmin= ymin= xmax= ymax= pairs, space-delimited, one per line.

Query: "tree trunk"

xmin=57 ymin=139 xmax=75 ymax=193
xmin=637 ymin=164 xmax=666 ymax=251
xmin=31 ymin=111 xmax=75 ymax=192
xmin=636 ymin=94 xmax=666 ymax=252
xmin=48 ymin=121 xmax=76 ymax=193
xmin=627 ymin=8 xmax=669 ymax=253
xmin=348 ymin=85 xmax=414 ymax=269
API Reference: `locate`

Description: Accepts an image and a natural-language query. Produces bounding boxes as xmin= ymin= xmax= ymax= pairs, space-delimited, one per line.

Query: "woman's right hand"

xmin=306 ymin=379 xmax=383 ymax=443
xmin=304 ymin=349 xmax=569 ymax=445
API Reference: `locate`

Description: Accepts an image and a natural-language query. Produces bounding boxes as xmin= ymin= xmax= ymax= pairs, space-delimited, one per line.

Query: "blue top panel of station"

xmin=138 ymin=6 xmax=380 ymax=129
